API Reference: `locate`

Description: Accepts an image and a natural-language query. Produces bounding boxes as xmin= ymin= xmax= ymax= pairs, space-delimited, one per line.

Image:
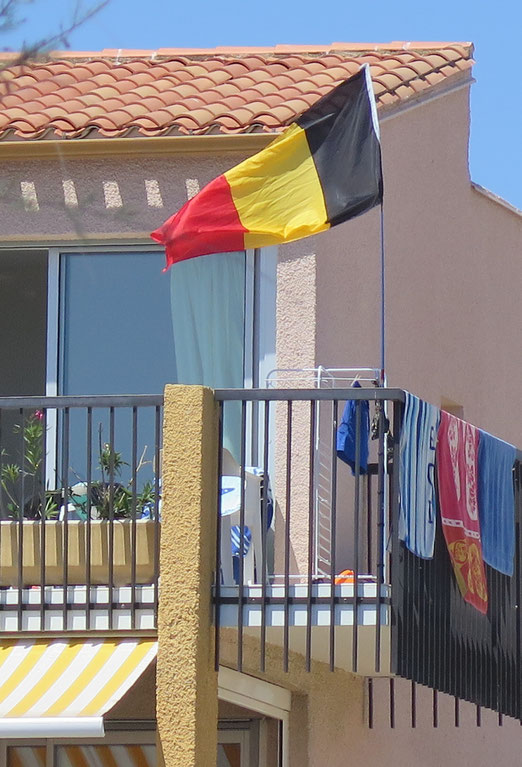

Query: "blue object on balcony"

xmin=478 ymin=430 xmax=516 ymax=576
xmin=231 ymin=524 xmax=252 ymax=556
xmin=336 ymin=381 xmax=369 ymax=474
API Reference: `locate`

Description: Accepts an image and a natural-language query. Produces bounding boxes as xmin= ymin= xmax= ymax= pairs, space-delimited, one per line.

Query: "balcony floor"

xmin=216 ymin=579 xmax=391 ymax=676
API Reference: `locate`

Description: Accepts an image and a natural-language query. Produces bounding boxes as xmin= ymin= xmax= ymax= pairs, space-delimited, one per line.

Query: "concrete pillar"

xmin=157 ymin=385 xmax=218 ymax=767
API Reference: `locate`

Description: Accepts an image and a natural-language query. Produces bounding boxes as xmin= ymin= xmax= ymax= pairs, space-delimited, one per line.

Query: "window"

xmin=3 ymin=725 xmax=260 ymax=767
xmin=0 ymin=246 xmax=276 ymax=399
xmin=2 ymin=730 xmax=156 ymax=767
xmin=0 ymin=246 xmax=276 ymax=493
xmin=218 ymin=729 xmax=249 ymax=767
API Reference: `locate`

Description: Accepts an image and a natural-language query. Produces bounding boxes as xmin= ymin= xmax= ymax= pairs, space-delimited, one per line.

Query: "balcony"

xmin=1 ymin=388 xmax=521 ymax=722
xmin=0 ymin=395 xmax=162 ymax=632
xmin=212 ymin=388 xmax=522 ymax=722
xmin=213 ymin=387 xmax=399 ymax=678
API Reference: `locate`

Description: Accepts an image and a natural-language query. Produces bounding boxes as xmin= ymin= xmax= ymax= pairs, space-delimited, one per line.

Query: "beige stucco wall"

xmin=219 ymin=630 xmax=522 ymax=767
xmin=0 ymin=150 xmax=251 ymax=243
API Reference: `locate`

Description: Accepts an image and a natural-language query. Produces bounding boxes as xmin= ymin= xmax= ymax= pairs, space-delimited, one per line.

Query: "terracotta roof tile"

xmin=0 ymin=42 xmax=474 ymax=140
xmin=205 ymin=82 xmax=241 ymax=98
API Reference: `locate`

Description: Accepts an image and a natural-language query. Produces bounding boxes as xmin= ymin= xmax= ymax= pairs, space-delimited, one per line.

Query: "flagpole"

xmin=378 ymin=199 xmax=389 ymax=594
xmin=380 ymin=201 xmax=386 ymax=387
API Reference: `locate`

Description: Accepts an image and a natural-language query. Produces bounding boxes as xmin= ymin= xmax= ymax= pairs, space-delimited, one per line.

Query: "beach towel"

xmin=437 ymin=411 xmax=488 ymax=614
xmin=478 ymin=430 xmax=516 ymax=576
xmin=398 ymin=392 xmax=440 ymax=558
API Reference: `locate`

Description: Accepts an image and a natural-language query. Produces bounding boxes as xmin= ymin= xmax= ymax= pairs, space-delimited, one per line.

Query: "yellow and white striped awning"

xmin=0 ymin=638 xmax=157 ymax=738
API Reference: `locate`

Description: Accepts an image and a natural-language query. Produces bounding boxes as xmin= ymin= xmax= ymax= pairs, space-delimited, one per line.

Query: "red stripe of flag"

xmin=150 ymin=174 xmax=247 ymax=268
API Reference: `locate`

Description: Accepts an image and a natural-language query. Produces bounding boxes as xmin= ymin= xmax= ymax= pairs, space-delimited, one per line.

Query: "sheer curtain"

xmin=170 ymin=251 xmax=246 ymax=458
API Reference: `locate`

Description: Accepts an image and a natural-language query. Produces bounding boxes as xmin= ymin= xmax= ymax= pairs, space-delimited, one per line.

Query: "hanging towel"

xmin=398 ymin=393 xmax=440 ymax=558
xmin=336 ymin=381 xmax=369 ymax=474
xmin=437 ymin=412 xmax=488 ymax=614
xmin=478 ymin=430 xmax=516 ymax=576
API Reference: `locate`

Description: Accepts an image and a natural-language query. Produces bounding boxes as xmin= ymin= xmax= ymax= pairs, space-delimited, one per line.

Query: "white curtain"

xmin=170 ymin=251 xmax=246 ymax=458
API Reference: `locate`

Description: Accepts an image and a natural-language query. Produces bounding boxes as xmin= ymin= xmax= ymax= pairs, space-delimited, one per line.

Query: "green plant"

xmin=87 ymin=439 xmax=156 ymax=520
xmin=0 ymin=410 xmax=48 ymax=518
xmin=0 ymin=410 xmax=58 ymax=518
xmin=0 ymin=414 xmax=157 ymax=520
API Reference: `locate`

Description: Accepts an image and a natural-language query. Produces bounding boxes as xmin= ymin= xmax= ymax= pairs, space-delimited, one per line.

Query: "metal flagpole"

xmin=378 ymin=200 xmax=391 ymax=627
xmin=380 ymin=201 xmax=386 ymax=387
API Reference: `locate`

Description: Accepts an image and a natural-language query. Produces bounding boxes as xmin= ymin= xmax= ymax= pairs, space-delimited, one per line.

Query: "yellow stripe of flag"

xmin=225 ymin=123 xmax=329 ymax=249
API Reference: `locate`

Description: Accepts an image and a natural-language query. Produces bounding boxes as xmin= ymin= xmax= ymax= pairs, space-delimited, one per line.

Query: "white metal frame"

xmin=218 ymin=666 xmax=290 ymax=767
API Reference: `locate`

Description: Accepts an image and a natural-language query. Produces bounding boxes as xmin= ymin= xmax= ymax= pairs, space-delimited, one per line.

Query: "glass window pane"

xmin=60 ymin=250 xmax=247 ymax=396
xmin=217 ymin=743 xmax=242 ymax=767
xmin=55 ymin=744 xmax=156 ymax=767
xmin=60 ymin=252 xmax=176 ymax=396
xmin=58 ymin=249 xmax=247 ymax=468
xmin=7 ymin=747 xmax=46 ymax=767
xmin=0 ymin=250 xmax=47 ymax=397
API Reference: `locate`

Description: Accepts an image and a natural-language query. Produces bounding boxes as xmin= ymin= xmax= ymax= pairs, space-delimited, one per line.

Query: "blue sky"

xmin=2 ymin=0 xmax=521 ymax=209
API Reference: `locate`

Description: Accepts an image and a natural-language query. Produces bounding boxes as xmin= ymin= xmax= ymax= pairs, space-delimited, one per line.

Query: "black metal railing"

xmin=213 ymin=387 xmax=404 ymax=674
xmin=0 ymin=395 xmax=163 ymax=632
xmin=392 ymin=458 xmax=522 ymax=720
xmin=212 ymin=387 xmax=522 ymax=723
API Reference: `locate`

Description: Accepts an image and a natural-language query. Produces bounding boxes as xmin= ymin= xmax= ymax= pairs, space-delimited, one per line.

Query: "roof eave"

xmin=0 ymin=69 xmax=474 ymax=159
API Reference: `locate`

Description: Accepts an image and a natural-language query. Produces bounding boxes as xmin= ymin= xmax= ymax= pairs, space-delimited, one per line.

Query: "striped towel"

xmin=399 ymin=392 xmax=440 ymax=558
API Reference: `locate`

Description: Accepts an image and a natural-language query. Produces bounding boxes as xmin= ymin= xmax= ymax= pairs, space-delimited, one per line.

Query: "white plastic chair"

xmin=220 ymin=449 xmax=262 ymax=585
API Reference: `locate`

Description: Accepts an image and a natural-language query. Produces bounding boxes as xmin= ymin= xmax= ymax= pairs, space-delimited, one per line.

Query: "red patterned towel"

xmin=436 ymin=411 xmax=488 ymax=614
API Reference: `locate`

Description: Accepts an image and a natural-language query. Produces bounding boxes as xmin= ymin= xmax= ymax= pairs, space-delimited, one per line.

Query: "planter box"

xmin=0 ymin=519 xmax=158 ymax=587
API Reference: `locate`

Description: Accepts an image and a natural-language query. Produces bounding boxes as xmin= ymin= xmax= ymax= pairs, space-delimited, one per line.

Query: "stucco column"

xmin=157 ymin=385 xmax=218 ymax=767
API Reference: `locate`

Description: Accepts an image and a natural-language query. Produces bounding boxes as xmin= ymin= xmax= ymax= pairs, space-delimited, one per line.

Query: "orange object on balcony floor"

xmin=334 ymin=569 xmax=355 ymax=584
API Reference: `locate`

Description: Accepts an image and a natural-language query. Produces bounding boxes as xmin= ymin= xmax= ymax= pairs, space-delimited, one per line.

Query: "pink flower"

xmin=34 ymin=410 xmax=44 ymax=420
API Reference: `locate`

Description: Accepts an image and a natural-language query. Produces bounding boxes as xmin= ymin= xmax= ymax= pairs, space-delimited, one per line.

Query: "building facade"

xmin=0 ymin=42 xmax=521 ymax=767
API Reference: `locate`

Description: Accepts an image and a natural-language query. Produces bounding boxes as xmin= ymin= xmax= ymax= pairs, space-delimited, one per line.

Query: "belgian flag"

xmin=151 ymin=64 xmax=382 ymax=268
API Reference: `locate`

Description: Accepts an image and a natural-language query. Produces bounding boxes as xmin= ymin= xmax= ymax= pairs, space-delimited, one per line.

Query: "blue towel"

xmin=478 ymin=430 xmax=516 ymax=576
xmin=398 ymin=393 xmax=440 ymax=558
xmin=336 ymin=382 xmax=370 ymax=474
